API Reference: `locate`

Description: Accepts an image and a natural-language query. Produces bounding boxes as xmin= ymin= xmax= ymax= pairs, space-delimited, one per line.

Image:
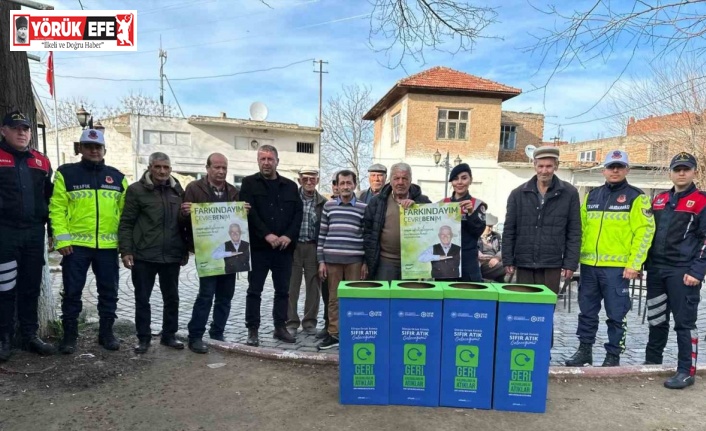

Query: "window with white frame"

xmin=500 ymin=124 xmax=517 ymax=150
xmin=437 ymin=109 xmax=469 ymax=140
xmin=143 ymin=130 xmax=190 ymax=146
xmin=392 ymin=112 xmax=401 ymax=144
xmin=578 ymin=150 xmax=596 ymax=162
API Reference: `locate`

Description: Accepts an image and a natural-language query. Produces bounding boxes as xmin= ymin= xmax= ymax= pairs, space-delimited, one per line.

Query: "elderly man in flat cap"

xmin=503 ymin=145 xmax=581 ymax=352
xmin=503 ymin=145 xmax=581 ymax=294
xmin=286 ymin=168 xmax=327 ymax=336
xmin=358 ymin=163 xmax=387 ymax=204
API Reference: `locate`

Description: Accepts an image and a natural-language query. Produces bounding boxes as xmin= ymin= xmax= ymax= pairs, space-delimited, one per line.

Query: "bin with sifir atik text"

xmin=339 ymin=281 xmax=390 ymax=405
xmin=493 ymin=283 xmax=557 ymax=413
xmin=389 ymin=281 xmax=443 ymax=407
xmin=439 ymin=282 xmax=499 ymax=409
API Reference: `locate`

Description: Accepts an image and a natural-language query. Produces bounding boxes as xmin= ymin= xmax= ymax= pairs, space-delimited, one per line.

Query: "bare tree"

xmin=320 ymin=84 xmax=374 ymax=192
xmin=1 ymin=1 xmax=56 ymax=338
xmin=606 ymin=56 xmax=706 ymax=186
xmin=527 ymin=1 xmax=706 ymax=104
xmin=48 ymin=97 xmax=100 ymax=129
xmin=102 ymin=91 xmax=179 ymax=118
xmin=258 ymin=0 xmax=498 ymax=68
xmin=48 ymin=91 xmax=178 ymax=130
xmin=368 ymin=0 xmax=499 ymax=68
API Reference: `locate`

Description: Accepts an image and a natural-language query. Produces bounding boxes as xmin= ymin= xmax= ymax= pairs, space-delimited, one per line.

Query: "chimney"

xmin=628 ymin=116 xmax=635 ymax=124
xmin=220 ymin=112 xmax=227 ymax=119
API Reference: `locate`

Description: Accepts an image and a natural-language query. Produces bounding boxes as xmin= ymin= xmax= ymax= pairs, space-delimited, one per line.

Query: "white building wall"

xmin=41 ymin=115 xmax=321 ymax=187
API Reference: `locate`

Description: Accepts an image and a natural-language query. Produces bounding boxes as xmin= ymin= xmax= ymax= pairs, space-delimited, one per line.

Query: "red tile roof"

xmin=363 ymin=66 xmax=521 ymax=120
xmin=398 ymin=66 xmax=521 ymax=94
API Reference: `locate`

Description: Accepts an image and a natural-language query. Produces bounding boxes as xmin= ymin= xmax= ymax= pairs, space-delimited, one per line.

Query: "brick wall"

xmin=404 ymin=93 xmax=502 ymax=160
xmin=556 ymin=136 xmax=653 ymax=168
xmin=498 ymin=111 xmax=544 ymax=162
xmin=627 ymin=112 xmax=697 ymax=136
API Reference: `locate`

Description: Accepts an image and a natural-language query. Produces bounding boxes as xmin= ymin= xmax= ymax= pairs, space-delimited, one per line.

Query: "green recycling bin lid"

xmin=338 ymin=281 xmax=390 ymax=299
xmin=441 ymin=281 xmax=498 ymax=301
xmin=495 ymin=283 xmax=557 ymax=305
xmin=390 ymin=280 xmax=443 ymax=299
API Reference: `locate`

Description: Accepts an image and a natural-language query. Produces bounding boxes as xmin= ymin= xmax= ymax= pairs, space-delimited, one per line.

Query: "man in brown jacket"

xmin=179 ymin=153 xmax=242 ymax=354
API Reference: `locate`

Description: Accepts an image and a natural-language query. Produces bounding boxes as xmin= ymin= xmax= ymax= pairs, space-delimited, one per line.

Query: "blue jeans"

xmin=187 ymin=273 xmax=236 ymax=340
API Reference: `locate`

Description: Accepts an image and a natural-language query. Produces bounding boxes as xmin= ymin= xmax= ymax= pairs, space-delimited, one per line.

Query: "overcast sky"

xmin=28 ymin=0 xmax=680 ymax=142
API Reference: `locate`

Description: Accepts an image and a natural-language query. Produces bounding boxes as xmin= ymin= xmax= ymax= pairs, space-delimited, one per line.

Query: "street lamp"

xmin=433 ymin=149 xmax=462 ymax=198
xmin=75 ymin=106 xmax=94 ymax=129
xmin=94 ymin=120 xmax=105 ymax=133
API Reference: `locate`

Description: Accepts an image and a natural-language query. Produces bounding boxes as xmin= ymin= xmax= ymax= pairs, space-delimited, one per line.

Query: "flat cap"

xmin=367 ymin=163 xmax=387 ymax=174
xmin=533 ymin=146 xmax=560 ymax=159
xmin=485 ymin=213 xmax=498 ymax=226
xmin=298 ymin=168 xmax=319 ymax=176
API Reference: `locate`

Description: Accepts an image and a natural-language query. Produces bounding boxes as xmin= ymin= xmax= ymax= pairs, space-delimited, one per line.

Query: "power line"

xmin=52 ymin=58 xmax=316 ymax=82
xmin=140 ymin=0 xmax=322 ymax=35
xmin=164 ymin=75 xmax=185 ymax=117
xmin=559 ymin=75 xmax=706 ymax=127
xmin=54 ymin=13 xmax=369 ymax=62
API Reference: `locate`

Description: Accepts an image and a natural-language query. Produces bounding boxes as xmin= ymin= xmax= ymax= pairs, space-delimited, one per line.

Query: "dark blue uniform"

xmin=645 ymin=184 xmax=706 ymax=375
xmin=0 ymin=139 xmax=52 ymax=342
xmin=444 ymin=194 xmax=486 ymax=282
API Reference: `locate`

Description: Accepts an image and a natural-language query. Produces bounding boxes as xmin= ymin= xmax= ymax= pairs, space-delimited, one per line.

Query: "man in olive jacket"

xmin=118 ymin=152 xmax=188 ymax=354
xmin=502 ymin=146 xmax=582 ymax=293
xmin=363 ymin=163 xmax=431 ymax=280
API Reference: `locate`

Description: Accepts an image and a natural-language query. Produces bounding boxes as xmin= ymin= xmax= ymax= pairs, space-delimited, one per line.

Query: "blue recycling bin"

xmin=493 ymin=283 xmax=557 ymax=413
xmin=339 ymin=280 xmax=390 ymax=405
xmin=439 ymin=282 xmax=499 ymax=409
xmin=389 ymin=281 xmax=443 ymax=407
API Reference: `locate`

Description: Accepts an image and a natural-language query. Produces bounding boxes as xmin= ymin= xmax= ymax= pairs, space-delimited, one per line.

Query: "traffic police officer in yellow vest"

xmin=50 ymin=129 xmax=128 ymax=353
xmin=566 ymin=150 xmax=655 ymax=367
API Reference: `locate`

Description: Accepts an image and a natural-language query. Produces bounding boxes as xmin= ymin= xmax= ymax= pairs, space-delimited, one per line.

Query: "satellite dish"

xmin=249 ymin=102 xmax=268 ymax=121
xmin=524 ymin=145 xmax=537 ymax=160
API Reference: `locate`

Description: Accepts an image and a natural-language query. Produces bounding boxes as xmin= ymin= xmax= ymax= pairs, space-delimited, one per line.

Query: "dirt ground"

xmin=0 ymin=325 xmax=703 ymax=431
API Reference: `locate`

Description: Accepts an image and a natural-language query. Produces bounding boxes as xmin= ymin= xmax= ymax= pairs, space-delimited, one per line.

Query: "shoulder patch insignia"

xmin=642 ymin=208 xmax=653 ymax=217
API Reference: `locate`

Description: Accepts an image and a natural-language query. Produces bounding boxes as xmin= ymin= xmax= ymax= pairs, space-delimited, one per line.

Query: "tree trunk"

xmin=1 ymin=1 xmax=58 ymax=338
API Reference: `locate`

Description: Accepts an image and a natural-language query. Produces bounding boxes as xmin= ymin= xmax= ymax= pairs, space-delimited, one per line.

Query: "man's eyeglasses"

xmin=300 ymin=177 xmax=318 ymax=183
xmin=605 ymin=164 xmax=627 ymax=170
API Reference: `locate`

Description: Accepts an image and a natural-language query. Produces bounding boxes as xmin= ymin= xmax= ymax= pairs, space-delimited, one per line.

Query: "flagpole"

xmin=49 ymin=51 xmax=59 ymax=166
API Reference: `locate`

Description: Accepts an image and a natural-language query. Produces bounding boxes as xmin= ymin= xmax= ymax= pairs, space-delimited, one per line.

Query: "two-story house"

xmin=363 ymin=66 xmax=548 ymax=220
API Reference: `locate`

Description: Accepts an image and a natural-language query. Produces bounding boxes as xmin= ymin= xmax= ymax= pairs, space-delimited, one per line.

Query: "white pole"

xmin=51 ymin=53 xmax=59 ymax=167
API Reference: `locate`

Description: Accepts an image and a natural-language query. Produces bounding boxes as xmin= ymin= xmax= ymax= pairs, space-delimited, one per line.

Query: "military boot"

xmin=59 ymin=319 xmax=78 ymax=354
xmin=565 ymin=343 xmax=593 ymax=367
xmin=601 ymin=352 xmax=620 ymax=367
xmin=98 ymin=318 xmax=120 ymax=351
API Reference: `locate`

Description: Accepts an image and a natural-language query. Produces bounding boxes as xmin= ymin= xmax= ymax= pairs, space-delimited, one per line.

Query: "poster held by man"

xmin=191 ymin=202 xmax=250 ymax=277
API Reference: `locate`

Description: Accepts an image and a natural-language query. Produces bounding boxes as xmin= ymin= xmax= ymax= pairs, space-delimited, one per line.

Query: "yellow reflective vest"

xmin=579 ymin=180 xmax=655 ymax=269
xmin=49 ymin=160 xmax=127 ymax=250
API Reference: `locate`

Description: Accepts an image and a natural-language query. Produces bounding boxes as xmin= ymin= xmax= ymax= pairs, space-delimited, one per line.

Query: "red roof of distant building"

xmin=363 ymin=66 xmax=522 ymax=120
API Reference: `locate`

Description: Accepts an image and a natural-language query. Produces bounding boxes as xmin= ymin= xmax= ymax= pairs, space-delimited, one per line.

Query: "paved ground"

xmin=50 ymin=258 xmax=706 ymax=366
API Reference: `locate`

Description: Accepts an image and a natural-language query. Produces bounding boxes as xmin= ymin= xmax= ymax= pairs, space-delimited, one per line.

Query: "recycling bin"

xmin=389 ymin=281 xmax=443 ymax=407
xmin=492 ymin=283 xmax=557 ymax=413
xmin=339 ymin=281 xmax=390 ymax=405
xmin=439 ymin=282 xmax=499 ymax=409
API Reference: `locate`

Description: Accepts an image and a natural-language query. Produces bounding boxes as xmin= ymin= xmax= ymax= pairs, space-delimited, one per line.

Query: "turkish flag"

xmin=46 ymin=51 xmax=54 ymax=96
